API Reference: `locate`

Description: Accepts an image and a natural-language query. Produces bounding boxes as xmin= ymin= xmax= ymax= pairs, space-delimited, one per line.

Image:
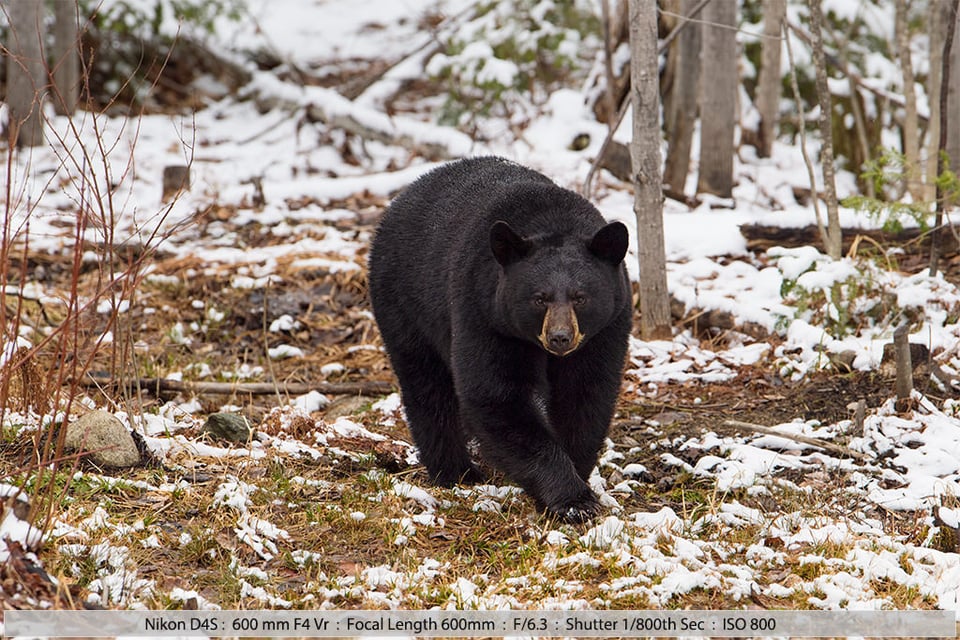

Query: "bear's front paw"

xmin=546 ymin=493 xmax=601 ymax=523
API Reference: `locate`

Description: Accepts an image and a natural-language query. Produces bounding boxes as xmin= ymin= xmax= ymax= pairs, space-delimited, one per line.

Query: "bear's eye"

xmin=532 ymin=294 xmax=547 ymax=307
xmin=572 ymin=294 xmax=587 ymax=306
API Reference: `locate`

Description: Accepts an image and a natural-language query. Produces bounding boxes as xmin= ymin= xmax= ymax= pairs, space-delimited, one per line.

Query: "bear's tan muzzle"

xmin=538 ymin=304 xmax=584 ymax=356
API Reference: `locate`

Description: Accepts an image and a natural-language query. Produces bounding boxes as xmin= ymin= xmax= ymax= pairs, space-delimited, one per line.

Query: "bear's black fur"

xmin=368 ymin=157 xmax=632 ymax=522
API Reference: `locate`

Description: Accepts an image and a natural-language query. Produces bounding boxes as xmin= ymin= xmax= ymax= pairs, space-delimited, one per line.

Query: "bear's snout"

xmin=538 ymin=304 xmax=584 ymax=356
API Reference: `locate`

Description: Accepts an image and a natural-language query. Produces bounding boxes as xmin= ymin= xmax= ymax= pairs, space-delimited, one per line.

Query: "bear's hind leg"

xmin=389 ymin=348 xmax=481 ymax=487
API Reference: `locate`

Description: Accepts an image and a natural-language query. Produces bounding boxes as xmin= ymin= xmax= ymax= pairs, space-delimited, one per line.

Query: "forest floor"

xmin=2 ymin=192 xmax=958 ymax=618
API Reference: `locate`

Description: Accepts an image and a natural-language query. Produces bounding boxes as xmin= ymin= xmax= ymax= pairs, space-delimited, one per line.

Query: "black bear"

xmin=368 ymin=157 xmax=632 ymax=522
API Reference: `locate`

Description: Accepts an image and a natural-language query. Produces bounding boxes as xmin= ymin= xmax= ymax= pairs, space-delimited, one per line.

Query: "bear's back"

xmin=375 ymin=157 xmax=604 ymax=254
xmin=381 ymin=157 xmax=553 ymax=231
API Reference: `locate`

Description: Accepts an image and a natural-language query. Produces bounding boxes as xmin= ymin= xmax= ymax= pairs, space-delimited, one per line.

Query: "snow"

xmin=293 ymin=390 xmax=330 ymax=413
xmin=0 ymin=485 xmax=43 ymax=563
xmin=393 ymin=481 xmax=439 ymax=511
xmin=267 ymin=344 xmax=305 ymax=359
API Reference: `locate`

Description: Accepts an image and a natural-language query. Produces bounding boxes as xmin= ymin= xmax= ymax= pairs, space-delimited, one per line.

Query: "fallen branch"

xmin=247 ymin=72 xmax=473 ymax=161
xmin=723 ymin=419 xmax=871 ymax=462
xmin=83 ymin=375 xmax=394 ymax=397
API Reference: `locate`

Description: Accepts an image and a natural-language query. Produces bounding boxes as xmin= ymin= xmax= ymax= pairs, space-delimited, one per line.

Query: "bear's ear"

xmin=588 ymin=221 xmax=629 ymax=265
xmin=490 ymin=221 xmax=532 ymax=266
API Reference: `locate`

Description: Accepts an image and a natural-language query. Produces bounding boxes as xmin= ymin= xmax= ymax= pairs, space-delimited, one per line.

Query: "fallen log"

xmin=83 ymin=375 xmax=395 ymax=397
xmin=739 ymin=223 xmax=960 ymax=256
xmin=671 ymin=296 xmax=771 ymax=340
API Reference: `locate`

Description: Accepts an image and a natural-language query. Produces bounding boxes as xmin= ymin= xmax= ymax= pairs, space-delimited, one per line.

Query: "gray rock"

xmin=64 ymin=410 xmax=140 ymax=468
xmin=324 ymin=395 xmax=370 ymax=420
xmin=202 ymin=413 xmax=252 ymax=443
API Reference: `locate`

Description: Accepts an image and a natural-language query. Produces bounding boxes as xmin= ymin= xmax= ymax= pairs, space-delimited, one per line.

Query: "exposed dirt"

xmin=628 ymin=368 xmax=903 ymax=432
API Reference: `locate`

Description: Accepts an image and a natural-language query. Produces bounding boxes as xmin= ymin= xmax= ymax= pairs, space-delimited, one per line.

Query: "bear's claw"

xmin=547 ymin=494 xmax=602 ymax=523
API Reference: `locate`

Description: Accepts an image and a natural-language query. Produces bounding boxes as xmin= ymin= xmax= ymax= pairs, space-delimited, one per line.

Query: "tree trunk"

xmin=755 ymin=0 xmax=786 ymax=158
xmin=925 ymin=0 xmax=948 ymax=208
xmin=5 ymin=0 xmax=46 ymax=147
xmin=807 ymin=0 xmax=842 ymax=260
xmin=51 ymin=0 xmax=81 ymax=115
xmin=629 ymin=0 xmax=671 ymax=340
xmin=928 ymin=0 xmax=960 ymax=277
xmin=784 ymin=21 xmax=829 ymax=245
xmin=662 ymin=0 xmax=701 ymax=193
xmin=599 ymin=0 xmax=620 ymax=130
xmin=592 ymin=0 xmax=631 ymax=125
xmin=895 ymin=0 xmax=921 ymax=202
xmin=697 ymin=0 xmax=737 ymax=198
xmin=948 ymin=2 xmax=960 ymax=172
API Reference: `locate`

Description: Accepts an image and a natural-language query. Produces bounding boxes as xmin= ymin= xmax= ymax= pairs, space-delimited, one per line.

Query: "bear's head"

xmin=490 ymin=220 xmax=628 ymax=356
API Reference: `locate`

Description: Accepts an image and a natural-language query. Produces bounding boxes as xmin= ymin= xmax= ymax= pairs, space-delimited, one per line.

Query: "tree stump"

xmin=893 ymin=324 xmax=915 ymax=411
xmin=162 ymin=165 xmax=191 ymax=201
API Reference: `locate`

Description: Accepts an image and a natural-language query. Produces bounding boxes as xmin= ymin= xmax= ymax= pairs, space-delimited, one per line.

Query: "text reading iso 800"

xmin=722 ymin=617 xmax=776 ymax=632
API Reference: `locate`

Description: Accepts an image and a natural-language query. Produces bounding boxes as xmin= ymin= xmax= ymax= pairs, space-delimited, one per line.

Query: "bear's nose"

xmin=548 ymin=329 xmax=572 ymax=352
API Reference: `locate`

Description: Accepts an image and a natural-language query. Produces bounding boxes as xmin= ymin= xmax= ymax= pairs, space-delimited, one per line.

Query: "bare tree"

xmin=755 ymin=0 xmax=785 ymax=158
xmin=925 ymin=0 xmax=949 ymax=207
xmin=697 ymin=0 xmax=736 ymax=197
xmin=929 ymin=0 xmax=960 ymax=277
xmin=5 ymin=0 xmax=46 ymax=147
xmin=784 ymin=22 xmax=829 ymax=251
xmin=629 ymin=0 xmax=671 ymax=340
xmin=663 ymin=0 xmax=701 ymax=193
xmin=51 ymin=0 xmax=81 ymax=115
xmin=807 ymin=0 xmax=842 ymax=259
xmin=948 ymin=1 xmax=960 ymax=172
xmin=895 ymin=0 xmax=921 ymax=202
